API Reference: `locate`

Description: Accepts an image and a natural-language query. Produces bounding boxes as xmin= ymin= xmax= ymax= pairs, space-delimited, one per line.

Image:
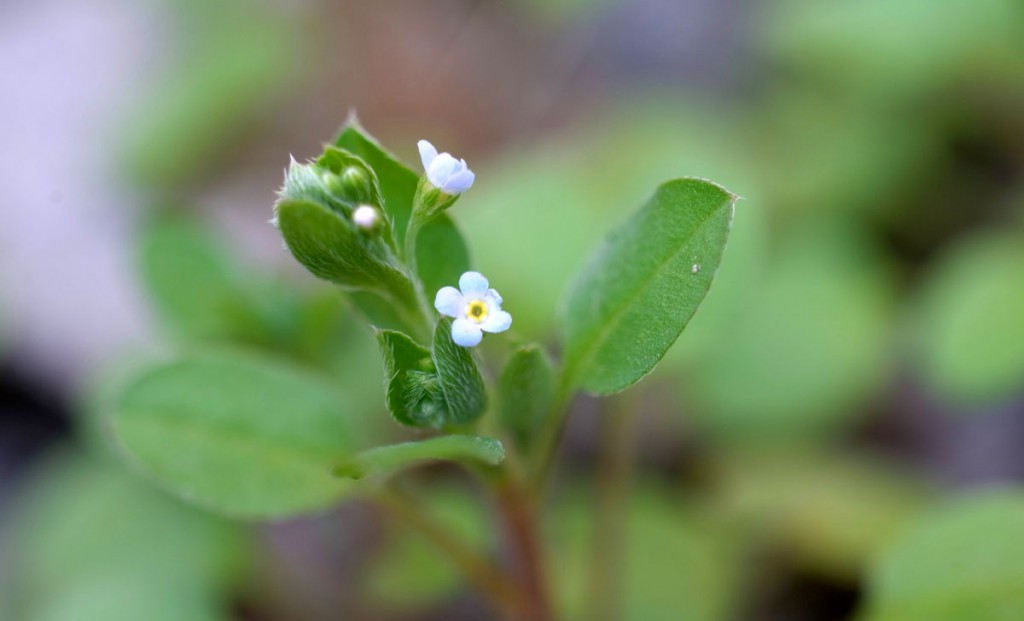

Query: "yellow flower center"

xmin=465 ymin=299 xmax=488 ymax=324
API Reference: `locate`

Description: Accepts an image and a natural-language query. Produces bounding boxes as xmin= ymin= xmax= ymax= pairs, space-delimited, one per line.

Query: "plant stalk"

xmin=495 ymin=478 xmax=555 ymax=621
xmin=371 ymin=485 xmax=528 ymax=620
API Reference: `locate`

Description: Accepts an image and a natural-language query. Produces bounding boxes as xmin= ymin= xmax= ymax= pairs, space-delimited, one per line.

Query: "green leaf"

xmin=686 ymin=222 xmax=894 ymax=438
xmin=6 ymin=450 xmax=245 ymax=621
xmin=864 ymin=490 xmax=1024 ymax=621
xmin=275 ymin=199 xmax=412 ymax=296
xmin=432 ymin=318 xmax=488 ymax=426
xmin=916 ymin=230 xmax=1024 ymax=405
xmin=335 ymin=121 xmax=418 ymax=243
xmin=376 ymin=324 xmax=488 ymax=429
xmin=415 ymin=214 xmax=471 ymax=302
xmin=112 ymin=349 xmax=354 ymax=519
xmin=376 ymin=330 xmax=445 ymax=428
xmin=334 ymin=120 xmax=469 ymax=295
xmin=498 ymin=345 xmax=555 ymax=448
xmin=563 ymin=178 xmax=736 ymax=395
xmin=139 ymin=216 xmax=261 ymax=342
xmin=333 ymin=435 xmax=504 ymax=479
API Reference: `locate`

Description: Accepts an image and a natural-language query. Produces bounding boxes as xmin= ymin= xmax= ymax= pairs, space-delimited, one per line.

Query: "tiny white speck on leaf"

xmin=691 ymin=264 xmax=701 ymax=274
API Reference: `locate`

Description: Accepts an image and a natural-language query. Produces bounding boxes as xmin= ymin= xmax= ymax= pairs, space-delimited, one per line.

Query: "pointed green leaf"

xmin=333 ymin=435 xmax=504 ymax=479
xmin=376 ymin=330 xmax=445 ymax=429
xmin=864 ymin=490 xmax=1024 ymax=621
xmin=112 ymin=349 xmax=354 ymax=519
xmin=563 ymin=178 xmax=736 ymax=395
xmin=433 ymin=318 xmax=488 ymax=426
xmin=498 ymin=345 xmax=555 ymax=447
xmin=275 ymin=199 xmax=412 ymax=295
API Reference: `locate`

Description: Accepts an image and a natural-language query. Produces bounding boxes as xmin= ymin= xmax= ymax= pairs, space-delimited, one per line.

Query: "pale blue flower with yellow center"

xmin=418 ymin=139 xmax=475 ymax=195
xmin=434 ymin=271 xmax=511 ymax=347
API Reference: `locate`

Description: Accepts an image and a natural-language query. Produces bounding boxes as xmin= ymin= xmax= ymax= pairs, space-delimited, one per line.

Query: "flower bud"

xmin=352 ymin=204 xmax=380 ymax=231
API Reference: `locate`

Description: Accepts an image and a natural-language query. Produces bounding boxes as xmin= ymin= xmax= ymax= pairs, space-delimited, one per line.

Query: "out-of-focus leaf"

xmin=112 ymin=349 xmax=354 ymax=519
xmin=140 ymin=216 xmax=263 ymax=342
xmin=333 ymin=435 xmax=504 ymax=480
xmin=915 ymin=229 xmax=1024 ymax=405
xmin=5 ymin=449 xmax=245 ymax=621
xmin=122 ymin=13 xmax=296 ymax=188
xmin=760 ymin=0 xmax=1024 ymax=99
xmin=863 ymin=489 xmax=1024 ymax=621
xmin=563 ymin=178 xmax=736 ymax=395
xmin=363 ymin=487 xmax=490 ymax=610
xmin=498 ymin=345 xmax=555 ymax=448
xmin=713 ymin=447 xmax=933 ymax=581
xmin=551 ymin=485 xmax=744 ymax=621
xmin=687 ymin=221 xmax=894 ymax=437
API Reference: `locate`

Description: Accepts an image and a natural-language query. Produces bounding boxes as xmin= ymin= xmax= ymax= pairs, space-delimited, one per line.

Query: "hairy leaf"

xmin=563 ymin=178 xmax=736 ymax=394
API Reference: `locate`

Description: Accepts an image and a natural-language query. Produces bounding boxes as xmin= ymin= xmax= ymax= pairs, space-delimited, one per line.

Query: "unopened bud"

xmin=352 ymin=204 xmax=380 ymax=230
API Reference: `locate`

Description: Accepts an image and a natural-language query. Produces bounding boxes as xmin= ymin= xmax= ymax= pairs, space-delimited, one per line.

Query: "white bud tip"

xmin=353 ymin=205 xmax=379 ymax=229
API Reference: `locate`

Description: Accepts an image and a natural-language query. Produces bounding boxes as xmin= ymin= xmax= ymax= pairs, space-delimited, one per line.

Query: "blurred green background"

xmin=2 ymin=0 xmax=1024 ymax=619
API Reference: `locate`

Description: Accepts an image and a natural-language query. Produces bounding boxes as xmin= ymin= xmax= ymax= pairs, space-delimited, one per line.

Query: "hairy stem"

xmin=495 ymin=478 xmax=555 ymax=621
xmin=370 ymin=485 xmax=527 ymax=620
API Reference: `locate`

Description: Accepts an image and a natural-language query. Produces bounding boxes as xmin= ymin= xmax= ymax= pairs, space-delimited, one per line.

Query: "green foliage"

xmin=274 ymin=199 xmax=412 ymax=296
xmin=712 ymin=448 xmax=933 ymax=581
xmin=863 ymin=489 xmax=1024 ymax=621
xmin=432 ymin=318 xmax=488 ymax=426
xmin=335 ymin=120 xmax=419 ymax=243
xmin=121 ymin=6 xmax=297 ymax=189
xmin=334 ymin=435 xmax=504 ymax=480
xmin=552 ymin=485 xmax=744 ymax=621
xmin=415 ymin=215 xmax=472 ymax=306
xmin=563 ymin=178 xmax=736 ymax=394
xmin=916 ymin=230 xmax=1024 ymax=405
xmin=498 ymin=345 xmax=555 ymax=448
xmin=6 ymin=450 xmax=246 ymax=621
xmin=687 ymin=222 xmax=894 ymax=437
xmin=375 ymin=322 xmax=488 ymax=430
xmin=139 ymin=216 xmax=265 ymax=343
xmin=112 ymin=349 xmax=354 ymax=519
xmin=376 ymin=329 xmax=447 ymax=428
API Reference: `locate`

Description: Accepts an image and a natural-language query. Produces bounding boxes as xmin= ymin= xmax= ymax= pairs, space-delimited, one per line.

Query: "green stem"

xmin=370 ymin=485 xmax=528 ymax=621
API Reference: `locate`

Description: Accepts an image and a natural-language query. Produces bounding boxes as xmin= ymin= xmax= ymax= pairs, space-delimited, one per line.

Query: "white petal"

xmin=487 ymin=288 xmax=503 ymax=305
xmin=451 ymin=318 xmax=483 ymax=347
xmin=442 ymin=168 xmax=475 ymax=194
xmin=428 ymin=153 xmax=459 ymax=187
xmin=459 ymin=271 xmax=489 ymax=296
xmin=417 ymin=140 xmax=438 ymax=171
xmin=434 ymin=286 xmax=463 ymax=318
xmin=481 ymin=310 xmax=512 ymax=334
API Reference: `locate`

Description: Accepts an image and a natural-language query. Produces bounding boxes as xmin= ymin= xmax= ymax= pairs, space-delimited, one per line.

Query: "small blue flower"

xmin=418 ymin=139 xmax=475 ymax=195
xmin=434 ymin=271 xmax=511 ymax=347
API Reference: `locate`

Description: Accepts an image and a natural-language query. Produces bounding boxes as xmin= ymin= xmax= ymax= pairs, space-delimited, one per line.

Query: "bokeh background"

xmin=2 ymin=0 xmax=1024 ymax=619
